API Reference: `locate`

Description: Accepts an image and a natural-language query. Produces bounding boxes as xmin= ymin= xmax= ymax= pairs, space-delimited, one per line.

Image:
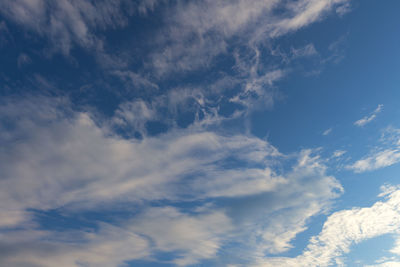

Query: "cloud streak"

xmin=254 ymin=185 xmax=400 ymax=266
xmin=347 ymin=148 xmax=400 ymax=173
xmin=0 ymin=0 xmax=137 ymax=55
xmin=149 ymin=0 xmax=350 ymax=76
xmin=347 ymin=127 xmax=400 ymax=173
xmin=354 ymin=104 xmax=384 ymax=127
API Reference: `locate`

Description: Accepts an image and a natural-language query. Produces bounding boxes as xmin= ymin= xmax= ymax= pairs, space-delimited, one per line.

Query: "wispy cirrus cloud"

xmin=0 ymin=0 xmax=351 ymax=120
xmin=347 ymin=148 xmax=400 ymax=173
xmin=291 ymin=43 xmax=318 ymax=59
xmin=347 ymin=127 xmax=400 ymax=173
xmin=323 ymin=127 xmax=333 ymax=136
xmin=0 ymin=0 xmax=137 ymax=55
xmin=354 ymin=104 xmax=384 ymax=127
xmin=149 ymin=0 xmax=350 ymax=76
xmin=268 ymin=0 xmax=349 ymax=38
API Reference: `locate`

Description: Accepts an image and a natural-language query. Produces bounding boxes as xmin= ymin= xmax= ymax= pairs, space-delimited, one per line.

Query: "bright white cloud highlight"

xmin=347 ymin=148 xmax=400 ymax=173
xmin=354 ymin=104 xmax=384 ymax=127
xmin=254 ymin=185 xmax=400 ymax=267
xmin=347 ymin=127 xmax=400 ymax=173
xmin=367 ymin=262 xmax=400 ymax=267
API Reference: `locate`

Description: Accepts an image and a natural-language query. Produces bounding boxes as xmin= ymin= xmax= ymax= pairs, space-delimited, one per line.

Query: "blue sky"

xmin=1 ymin=0 xmax=400 ymax=266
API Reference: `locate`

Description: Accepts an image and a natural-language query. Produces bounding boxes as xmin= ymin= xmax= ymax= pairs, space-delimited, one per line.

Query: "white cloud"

xmin=354 ymin=104 xmax=384 ymax=127
xmin=347 ymin=127 xmax=400 ymax=173
xmin=0 ymin=223 xmax=150 ymax=267
xmin=347 ymin=148 xmax=400 ymax=173
xmin=230 ymin=68 xmax=286 ymax=108
xmin=142 ymin=0 xmax=351 ymax=119
xmin=130 ymin=207 xmax=233 ymax=266
xmin=0 ymin=209 xmax=31 ymax=228
xmin=0 ymin=98 xmax=288 ymax=214
xmin=149 ymin=0 xmax=277 ymax=75
xmin=367 ymin=262 xmax=400 ymax=267
xmin=221 ymin=149 xmax=343 ymax=260
xmin=191 ymin=167 xmax=286 ymax=198
xmin=112 ymin=99 xmax=157 ymax=136
xmin=365 ymin=252 xmax=400 ymax=266
xmin=0 ymin=0 xmax=161 ymax=56
xmin=390 ymin=238 xmax=400 ymax=256
xmin=268 ymin=0 xmax=350 ymax=38
xmin=0 ymin=0 xmax=352 ymax=116
xmin=0 ymin=207 xmax=233 ymax=267
xmin=149 ymin=0 xmax=350 ymax=75
xmin=381 ymin=127 xmax=400 ymax=146
xmin=0 ymin=1 xmax=368 ymax=266
xmin=112 ymin=70 xmax=159 ymax=91
xmin=291 ymin=43 xmax=318 ymax=59
xmin=332 ymin=150 xmax=346 ymax=158
xmin=0 ymin=96 xmax=280 ymax=214
xmin=323 ymin=128 xmax=333 ymax=136
xmin=0 ymin=96 xmax=344 ymax=265
xmin=253 ymin=186 xmax=400 ymax=267
xmin=0 ymin=95 xmax=338 ymax=208
xmin=336 ymin=2 xmax=352 ymax=16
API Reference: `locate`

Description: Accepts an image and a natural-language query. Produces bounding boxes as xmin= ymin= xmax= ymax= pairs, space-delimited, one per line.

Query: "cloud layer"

xmin=4 ymin=1 xmax=399 ymax=267
xmin=0 ymin=95 xmax=343 ymax=266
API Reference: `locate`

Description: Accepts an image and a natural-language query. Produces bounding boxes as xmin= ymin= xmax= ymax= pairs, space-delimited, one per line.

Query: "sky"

xmin=1 ymin=0 xmax=400 ymax=266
